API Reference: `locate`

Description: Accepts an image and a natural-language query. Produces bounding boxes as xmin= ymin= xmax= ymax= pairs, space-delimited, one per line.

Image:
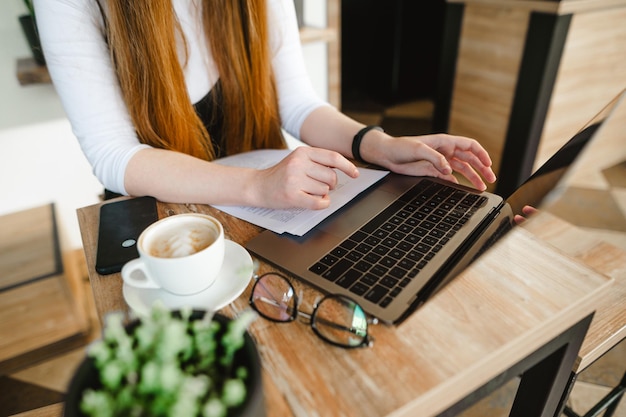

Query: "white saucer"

xmin=123 ymin=240 xmax=254 ymax=317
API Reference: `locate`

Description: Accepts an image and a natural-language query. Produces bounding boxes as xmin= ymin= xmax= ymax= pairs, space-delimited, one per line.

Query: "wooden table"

xmin=522 ymin=212 xmax=626 ymax=416
xmin=77 ymin=200 xmax=615 ymax=417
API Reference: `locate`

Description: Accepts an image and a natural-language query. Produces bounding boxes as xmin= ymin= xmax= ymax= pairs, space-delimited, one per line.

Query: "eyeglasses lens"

xmin=251 ymin=273 xmax=296 ymax=322
xmin=313 ymin=296 xmax=369 ymax=348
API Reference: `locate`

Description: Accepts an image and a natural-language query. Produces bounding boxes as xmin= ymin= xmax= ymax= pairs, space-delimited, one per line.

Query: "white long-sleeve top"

xmin=33 ymin=0 xmax=327 ymax=195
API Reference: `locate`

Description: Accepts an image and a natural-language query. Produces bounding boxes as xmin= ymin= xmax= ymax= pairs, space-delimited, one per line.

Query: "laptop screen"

xmin=505 ymin=90 xmax=625 ymax=217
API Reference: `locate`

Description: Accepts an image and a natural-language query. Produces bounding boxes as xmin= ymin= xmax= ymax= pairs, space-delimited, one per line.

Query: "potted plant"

xmin=19 ymin=0 xmax=46 ymax=66
xmin=64 ymin=306 xmax=264 ymax=417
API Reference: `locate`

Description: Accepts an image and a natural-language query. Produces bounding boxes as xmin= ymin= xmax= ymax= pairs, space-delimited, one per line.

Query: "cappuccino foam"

xmin=146 ymin=221 xmax=217 ymax=258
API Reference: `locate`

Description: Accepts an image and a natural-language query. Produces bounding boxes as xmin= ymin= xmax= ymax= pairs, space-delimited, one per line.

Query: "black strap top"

xmin=193 ymin=81 xmax=226 ymax=159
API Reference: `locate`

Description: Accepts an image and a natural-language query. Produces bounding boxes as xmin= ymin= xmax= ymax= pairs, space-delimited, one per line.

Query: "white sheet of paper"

xmin=212 ymin=149 xmax=389 ymax=235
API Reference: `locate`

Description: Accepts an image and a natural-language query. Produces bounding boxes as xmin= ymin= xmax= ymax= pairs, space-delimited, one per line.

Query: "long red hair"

xmin=101 ymin=0 xmax=285 ymax=160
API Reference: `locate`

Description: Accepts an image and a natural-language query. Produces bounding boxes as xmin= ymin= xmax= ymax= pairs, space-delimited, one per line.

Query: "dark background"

xmin=341 ymin=0 xmax=446 ymax=107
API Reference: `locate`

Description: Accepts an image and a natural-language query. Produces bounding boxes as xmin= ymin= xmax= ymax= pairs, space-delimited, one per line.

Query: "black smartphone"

xmin=95 ymin=196 xmax=159 ymax=275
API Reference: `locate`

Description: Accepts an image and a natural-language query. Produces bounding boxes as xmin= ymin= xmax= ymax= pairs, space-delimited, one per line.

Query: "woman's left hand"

xmin=367 ymin=133 xmax=497 ymax=191
xmin=514 ymin=205 xmax=539 ymax=225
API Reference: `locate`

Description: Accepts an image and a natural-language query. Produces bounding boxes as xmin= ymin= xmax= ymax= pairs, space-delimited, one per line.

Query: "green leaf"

xmin=80 ymin=307 xmax=257 ymax=416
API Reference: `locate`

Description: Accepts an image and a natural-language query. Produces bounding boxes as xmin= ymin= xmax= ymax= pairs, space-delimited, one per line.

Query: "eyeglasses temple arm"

xmin=312 ymin=315 xmax=368 ymax=337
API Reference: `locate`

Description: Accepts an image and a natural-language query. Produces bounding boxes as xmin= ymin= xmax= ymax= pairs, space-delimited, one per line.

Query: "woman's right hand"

xmin=252 ymin=147 xmax=359 ymax=210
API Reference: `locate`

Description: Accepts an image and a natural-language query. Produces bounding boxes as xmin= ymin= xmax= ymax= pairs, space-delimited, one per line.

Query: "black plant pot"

xmin=63 ymin=312 xmax=265 ymax=417
xmin=19 ymin=14 xmax=46 ymax=66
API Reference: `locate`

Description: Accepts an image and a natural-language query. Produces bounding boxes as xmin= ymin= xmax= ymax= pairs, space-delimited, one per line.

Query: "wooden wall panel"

xmin=537 ymin=6 xmax=626 ymax=169
xmin=327 ymin=0 xmax=341 ymax=109
xmin=559 ymin=93 xmax=626 ymax=189
xmin=444 ymin=0 xmax=625 ymax=194
xmin=448 ymin=5 xmax=529 ymax=179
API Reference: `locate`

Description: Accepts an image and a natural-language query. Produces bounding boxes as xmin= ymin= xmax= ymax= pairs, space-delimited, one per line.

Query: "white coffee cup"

xmin=121 ymin=213 xmax=225 ymax=295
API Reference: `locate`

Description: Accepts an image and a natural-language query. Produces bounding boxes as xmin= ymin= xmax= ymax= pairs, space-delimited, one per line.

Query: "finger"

xmin=299 ymin=175 xmax=332 ymax=197
xmin=306 ymin=164 xmax=339 ymax=191
xmin=522 ymin=205 xmax=539 ymax=216
xmin=407 ymin=143 xmax=453 ymax=176
xmin=514 ymin=214 xmax=527 ymax=225
xmin=275 ymin=179 xmax=331 ymax=209
xmin=449 ymin=159 xmax=488 ymax=190
xmin=442 ymin=135 xmax=494 ymax=167
xmin=295 ymin=191 xmax=331 ymax=210
xmin=306 ymin=148 xmax=360 ymax=179
xmin=405 ymin=160 xmax=459 ymax=184
xmin=453 ymin=149 xmax=497 ymax=183
xmin=423 ymin=135 xmax=494 ymax=180
xmin=463 ymin=138 xmax=493 ymax=167
xmin=311 ymin=194 xmax=331 ymax=210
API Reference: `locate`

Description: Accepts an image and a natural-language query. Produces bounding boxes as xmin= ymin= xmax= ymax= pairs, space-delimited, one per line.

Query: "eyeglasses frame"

xmin=249 ymin=272 xmax=376 ymax=349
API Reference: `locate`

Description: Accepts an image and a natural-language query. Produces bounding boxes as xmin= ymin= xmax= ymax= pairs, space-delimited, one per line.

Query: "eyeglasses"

xmin=249 ymin=272 xmax=377 ymax=348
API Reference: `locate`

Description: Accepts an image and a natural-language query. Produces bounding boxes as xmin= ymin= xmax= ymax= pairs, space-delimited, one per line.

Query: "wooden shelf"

xmin=16 ymin=57 xmax=50 ymax=86
xmin=302 ymin=0 xmax=341 ymax=108
xmin=299 ymin=26 xmax=338 ymax=44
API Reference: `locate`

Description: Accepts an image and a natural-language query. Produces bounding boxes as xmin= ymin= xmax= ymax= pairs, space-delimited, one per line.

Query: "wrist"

xmin=352 ymin=125 xmax=384 ymax=164
xmin=240 ymin=168 xmax=264 ymax=206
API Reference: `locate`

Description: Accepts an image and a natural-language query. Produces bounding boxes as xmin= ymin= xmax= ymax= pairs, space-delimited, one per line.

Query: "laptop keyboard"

xmin=308 ymin=179 xmax=488 ymax=309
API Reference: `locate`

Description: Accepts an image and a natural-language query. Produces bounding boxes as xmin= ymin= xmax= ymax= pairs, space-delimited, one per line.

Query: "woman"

xmin=34 ymin=0 xmax=496 ymax=210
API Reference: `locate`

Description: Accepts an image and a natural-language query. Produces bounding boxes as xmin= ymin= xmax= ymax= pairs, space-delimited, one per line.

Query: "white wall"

xmin=0 ymin=0 xmax=329 ymax=251
xmin=302 ymin=1 xmax=328 ymax=103
xmin=0 ymin=0 xmax=103 ymax=251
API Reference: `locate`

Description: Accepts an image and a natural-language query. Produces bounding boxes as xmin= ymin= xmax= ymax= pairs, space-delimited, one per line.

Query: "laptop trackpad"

xmin=317 ymin=187 xmax=399 ymax=239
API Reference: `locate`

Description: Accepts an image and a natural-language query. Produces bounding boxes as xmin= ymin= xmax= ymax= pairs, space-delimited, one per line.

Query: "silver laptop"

xmin=246 ymin=91 xmax=624 ymax=324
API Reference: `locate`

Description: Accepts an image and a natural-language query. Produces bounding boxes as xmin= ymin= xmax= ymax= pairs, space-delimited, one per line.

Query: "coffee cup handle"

xmin=121 ymin=258 xmax=160 ymax=289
